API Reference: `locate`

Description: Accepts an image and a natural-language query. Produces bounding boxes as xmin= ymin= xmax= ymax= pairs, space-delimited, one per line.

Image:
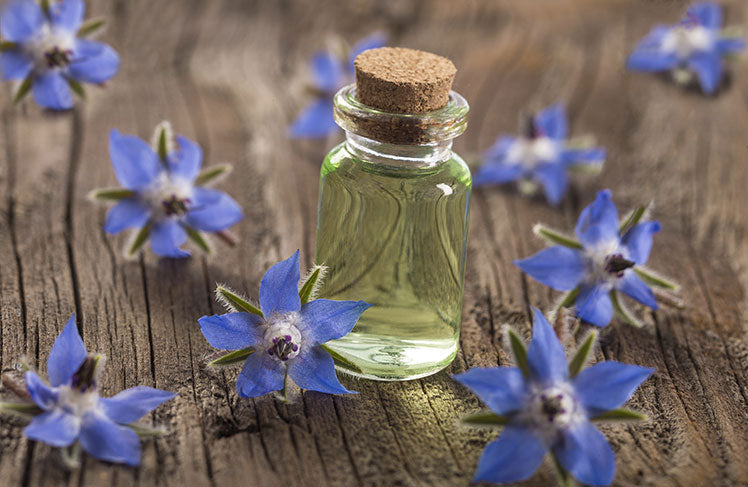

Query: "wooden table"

xmin=1 ymin=0 xmax=747 ymax=485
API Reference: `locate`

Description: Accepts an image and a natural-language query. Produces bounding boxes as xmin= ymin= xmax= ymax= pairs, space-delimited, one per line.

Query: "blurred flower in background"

xmin=627 ymin=2 xmax=745 ymax=94
xmin=90 ymin=122 xmax=242 ymax=259
xmin=289 ymin=33 xmax=385 ymax=138
xmin=0 ymin=0 xmax=119 ymax=110
xmin=474 ymin=104 xmax=605 ymax=205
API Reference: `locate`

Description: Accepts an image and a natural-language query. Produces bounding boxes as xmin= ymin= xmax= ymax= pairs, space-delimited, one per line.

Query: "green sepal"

xmin=634 ymin=267 xmax=679 ymax=291
xmin=0 ymin=402 xmax=43 ymax=418
xmin=568 ymin=330 xmax=596 ymax=378
xmin=13 ymin=75 xmax=33 ymax=104
xmin=40 ymin=0 xmax=51 ymax=16
xmin=215 ymin=285 xmax=263 ymax=317
xmin=299 ymin=265 xmax=326 ymax=305
xmin=551 ymin=453 xmax=578 ymax=487
xmin=77 ymin=18 xmax=106 ymax=38
xmin=156 ymin=125 xmax=170 ymax=162
xmin=194 ymin=164 xmax=232 ymax=186
xmin=0 ymin=41 xmax=17 ymax=52
xmin=619 ymin=206 xmax=646 ymax=235
xmin=533 ymin=224 xmax=583 ymax=250
xmin=185 ymin=227 xmax=211 ymax=254
xmin=65 ymin=77 xmax=86 ymax=99
xmin=321 ymin=344 xmax=363 ymax=375
xmin=127 ymin=223 xmax=151 ymax=258
xmin=461 ymin=411 xmax=509 ymax=426
xmin=88 ymin=188 xmax=136 ymax=201
xmin=592 ymin=408 xmax=647 ymax=422
xmin=556 ymin=287 xmax=580 ymax=311
xmin=208 ymin=347 xmax=254 ymax=367
xmin=611 ymin=290 xmax=644 ymax=328
xmin=127 ymin=423 xmax=167 ymax=437
xmin=506 ymin=328 xmax=530 ymax=378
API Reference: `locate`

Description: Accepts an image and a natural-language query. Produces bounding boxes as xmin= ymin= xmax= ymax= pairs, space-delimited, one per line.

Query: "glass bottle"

xmin=314 ymin=84 xmax=471 ymax=381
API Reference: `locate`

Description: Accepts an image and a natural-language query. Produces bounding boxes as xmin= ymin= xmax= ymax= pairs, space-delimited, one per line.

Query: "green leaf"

xmin=0 ymin=402 xmax=43 ymax=418
xmin=568 ymin=330 xmax=596 ymax=378
xmin=208 ymin=347 xmax=254 ymax=367
xmin=551 ymin=453 xmax=578 ymax=487
xmin=533 ymin=224 xmax=583 ymax=249
xmin=127 ymin=423 xmax=166 ymax=437
xmin=634 ymin=267 xmax=679 ymax=291
xmin=611 ymin=290 xmax=644 ymax=328
xmin=194 ymin=164 xmax=233 ymax=186
xmin=507 ymin=328 xmax=530 ymax=378
xmin=619 ymin=206 xmax=646 ymax=235
xmin=88 ymin=188 xmax=136 ymax=201
xmin=127 ymin=224 xmax=151 ymax=258
xmin=215 ymin=286 xmax=263 ymax=317
xmin=321 ymin=344 xmax=363 ymax=375
xmin=0 ymin=41 xmax=17 ymax=52
xmin=185 ymin=227 xmax=211 ymax=254
xmin=461 ymin=411 xmax=509 ymax=426
xmin=299 ymin=265 xmax=325 ymax=305
xmin=13 ymin=75 xmax=33 ymax=104
xmin=65 ymin=77 xmax=86 ymax=99
xmin=77 ymin=18 xmax=106 ymax=38
xmin=592 ymin=408 xmax=647 ymax=422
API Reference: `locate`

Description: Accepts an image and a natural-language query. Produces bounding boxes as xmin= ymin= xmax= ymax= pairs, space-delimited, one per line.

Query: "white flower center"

xmin=25 ymin=24 xmax=76 ymax=72
xmin=582 ymin=238 xmax=634 ymax=287
xmin=508 ymin=136 xmax=561 ymax=170
xmin=518 ymin=385 xmax=584 ymax=441
xmin=661 ymin=25 xmax=714 ymax=59
xmin=263 ymin=313 xmax=303 ymax=362
xmin=57 ymin=385 xmax=99 ymax=418
xmin=141 ymin=172 xmax=194 ymax=220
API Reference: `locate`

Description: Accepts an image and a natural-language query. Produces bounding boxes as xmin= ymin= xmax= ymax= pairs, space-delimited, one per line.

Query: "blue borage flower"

xmin=515 ymin=189 xmax=679 ymax=328
xmin=0 ymin=314 xmax=176 ymax=467
xmin=89 ymin=122 xmax=242 ymax=259
xmin=627 ymin=2 xmax=745 ymax=94
xmin=0 ymin=0 xmax=119 ymax=110
xmin=290 ymin=33 xmax=385 ymax=138
xmin=474 ymin=104 xmax=606 ymax=206
xmin=455 ymin=309 xmax=654 ymax=486
xmin=198 ymin=251 xmax=371 ymax=399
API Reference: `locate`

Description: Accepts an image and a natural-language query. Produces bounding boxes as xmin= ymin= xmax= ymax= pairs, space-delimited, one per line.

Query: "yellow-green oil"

xmin=314 ymin=143 xmax=471 ymax=380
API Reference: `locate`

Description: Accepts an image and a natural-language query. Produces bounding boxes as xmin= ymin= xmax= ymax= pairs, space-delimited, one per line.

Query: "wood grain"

xmin=1 ymin=0 xmax=748 ymax=485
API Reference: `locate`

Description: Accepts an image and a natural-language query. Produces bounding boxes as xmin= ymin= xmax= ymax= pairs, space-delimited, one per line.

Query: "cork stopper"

xmin=354 ymin=47 xmax=457 ymax=114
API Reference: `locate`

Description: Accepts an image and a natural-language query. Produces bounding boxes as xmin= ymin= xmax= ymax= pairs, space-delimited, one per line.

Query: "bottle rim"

xmin=333 ymin=84 xmax=469 ymax=146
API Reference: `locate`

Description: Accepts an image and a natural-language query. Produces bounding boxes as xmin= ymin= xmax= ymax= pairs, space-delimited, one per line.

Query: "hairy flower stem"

xmin=214 ymin=230 xmax=238 ymax=247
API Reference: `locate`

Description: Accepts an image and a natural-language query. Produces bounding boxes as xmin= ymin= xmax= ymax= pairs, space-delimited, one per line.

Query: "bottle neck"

xmin=345 ymin=132 xmax=454 ymax=168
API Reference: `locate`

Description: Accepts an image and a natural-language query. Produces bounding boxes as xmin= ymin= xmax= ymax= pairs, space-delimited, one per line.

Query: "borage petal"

xmin=0 ymin=50 xmax=32 ymax=80
xmin=108 ymin=130 xmax=162 ymax=190
xmin=24 ymin=371 xmax=58 ymax=410
xmin=312 ymin=52 xmax=343 ymax=93
xmin=300 ymin=299 xmax=371 ymax=344
xmin=453 ymin=367 xmax=526 ymax=416
xmin=553 ymin=421 xmax=615 ymax=486
xmin=616 ymin=272 xmax=658 ymax=309
xmin=47 ymin=314 xmax=88 ymax=387
xmin=185 ymin=188 xmax=242 ymax=233
xmin=686 ymin=2 xmax=722 ymax=30
xmin=103 ymin=198 xmax=150 ymax=234
xmin=289 ymin=98 xmax=337 ymax=138
xmin=575 ymin=189 xmax=619 ymax=248
xmin=24 ymin=410 xmax=79 ymax=447
xmin=621 ymin=221 xmax=660 ymax=265
xmin=167 ymin=135 xmax=202 ymax=182
xmin=533 ymin=162 xmax=568 ymax=205
xmin=50 ymin=0 xmax=85 ymax=32
xmin=99 ymin=386 xmax=176 ymax=424
xmin=688 ymin=51 xmax=722 ymax=95
xmin=576 ymin=285 xmax=613 ymax=327
xmin=573 ymin=361 xmax=654 ymax=414
xmin=69 ymin=39 xmax=120 ymax=84
xmin=526 ymin=308 xmax=569 ymax=384
xmin=288 ymin=346 xmax=353 ymax=395
xmin=514 ymin=246 xmax=585 ymax=291
xmin=149 ymin=220 xmax=189 ymax=258
xmin=473 ymin=426 xmax=548 ymax=484
xmin=197 ymin=312 xmax=263 ymax=350
xmin=235 ymin=352 xmax=286 ymax=398
xmin=473 ymin=163 xmax=523 ymax=186
xmin=79 ymin=412 xmax=141 ymax=466
xmin=258 ymin=250 xmax=302 ymax=316
xmin=1 ymin=0 xmax=44 ymax=43
xmin=32 ymin=72 xmax=73 ymax=111
xmin=534 ymin=104 xmax=567 ymax=140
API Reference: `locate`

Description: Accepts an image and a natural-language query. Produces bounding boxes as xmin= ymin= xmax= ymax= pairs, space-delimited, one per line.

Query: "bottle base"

xmin=326 ymin=336 xmax=458 ymax=381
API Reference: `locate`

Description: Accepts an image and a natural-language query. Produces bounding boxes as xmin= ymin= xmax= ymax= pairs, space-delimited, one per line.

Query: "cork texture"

xmin=354 ymin=47 xmax=456 ymax=113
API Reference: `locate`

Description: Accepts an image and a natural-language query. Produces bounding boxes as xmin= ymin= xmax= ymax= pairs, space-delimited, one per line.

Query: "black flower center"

xmin=71 ymin=356 xmax=98 ymax=392
xmin=604 ymin=253 xmax=635 ymax=278
xmin=162 ymin=194 xmax=190 ymax=216
xmin=540 ymin=393 xmax=567 ymax=423
xmin=267 ymin=335 xmax=300 ymax=361
xmin=45 ymin=46 xmax=73 ymax=68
